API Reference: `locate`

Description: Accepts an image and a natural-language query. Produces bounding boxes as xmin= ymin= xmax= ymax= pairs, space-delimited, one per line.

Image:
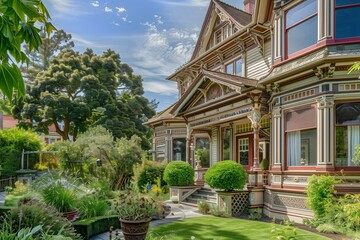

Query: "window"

xmin=335 ymin=102 xmax=360 ymax=166
xmin=222 ymin=128 xmax=232 ymax=160
xmin=335 ymin=0 xmax=360 ymax=39
xmin=285 ymin=106 xmax=317 ymax=166
xmin=195 ymin=138 xmax=210 ymax=168
xmin=215 ymin=30 xmax=222 ymax=44
xmin=285 ymin=0 xmax=318 ymax=56
xmin=225 ymin=58 xmax=242 ymax=76
xmin=173 ymin=138 xmax=186 ymax=161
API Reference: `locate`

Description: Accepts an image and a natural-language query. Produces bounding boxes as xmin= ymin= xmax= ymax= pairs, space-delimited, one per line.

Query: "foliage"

xmin=306 ymin=175 xmax=338 ymax=219
xmin=21 ymin=29 xmax=74 ymax=82
xmin=205 ymin=160 xmax=246 ymax=191
xmin=352 ymin=144 xmax=360 ymax=165
xmin=163 ymin=161 xmax=194 ymax=186
xmin=133 ymin=159 xmax=167 ymax=192
xmin=0 ymin=0 xmax=55 ymax=99
xmin=14 ymin=48 xmax=156 ymax=145
xmin=56 ymin=126 xmax=144 ymax=190
xmin=42 ymin=183 xmax=77 ymax=212
xmin=197 ymin=200 xmax=210 ymax=214
xmin=195 ymin=148 xmax=210 ymax=167
xmin=78 ymin=195 xmax=109 ymax=219
xmin=112 ymin=191 xmax=160 ymax=221
xmin=209 ymin=205 xmax=230 ymax=218
xmin=248 ymin=208 xmax=262 ymax=220
xmin=1 ymin=201 xmax=81 ymax=239
xmin=316 ymin=223 xmax=341 ymax=234
xmin=270 ymin=224 xmax=300 ymax=240
xmin=0 ymin=128 xmax=43 ymax=176
xmin=260 ymin=158 xmax=269 ymax=170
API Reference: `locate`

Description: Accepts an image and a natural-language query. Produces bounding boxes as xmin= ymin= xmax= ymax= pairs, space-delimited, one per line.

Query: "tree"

xmin=0 ymin=0 xmax=55 ymax=99
xmin=14 ymin=48 xmax=156 ymax=145
xmin=349 ymin=62 xmax=360 ymax=76
xmin=21 ymin=29 xmax=74 ymax=83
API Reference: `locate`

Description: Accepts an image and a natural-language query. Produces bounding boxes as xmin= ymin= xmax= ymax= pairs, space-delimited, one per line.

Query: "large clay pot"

xmin=120 ymin=218 xmax=151 ymax=240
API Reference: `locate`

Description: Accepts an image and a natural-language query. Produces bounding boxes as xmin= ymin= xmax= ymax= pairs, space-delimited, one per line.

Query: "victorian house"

xmin=145 ymin=0 xmax=360 ymax=221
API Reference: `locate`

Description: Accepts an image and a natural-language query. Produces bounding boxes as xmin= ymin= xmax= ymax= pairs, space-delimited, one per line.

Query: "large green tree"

xmin=0 ymin=0 xmax=55 ymax=99
xmin=14 ymin=48 xmax=156 ymax=146
xmin=21 ymin=29 xmax=74 ymax=83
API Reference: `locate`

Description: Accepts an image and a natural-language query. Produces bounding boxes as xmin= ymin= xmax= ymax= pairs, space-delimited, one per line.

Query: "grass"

xmin=147 ymin=216 xmax=330 ymax=240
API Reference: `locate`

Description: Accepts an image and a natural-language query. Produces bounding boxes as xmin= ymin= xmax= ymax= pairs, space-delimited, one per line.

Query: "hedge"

xmin=73 ymin=215 xmax=120 ymax=240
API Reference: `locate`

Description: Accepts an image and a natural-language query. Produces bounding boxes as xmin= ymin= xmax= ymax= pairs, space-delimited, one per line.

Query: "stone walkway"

xmin=91 ymin=201 xmax=202 ymax=240
xmin=0 ymin=192 xmax=5 ymax=206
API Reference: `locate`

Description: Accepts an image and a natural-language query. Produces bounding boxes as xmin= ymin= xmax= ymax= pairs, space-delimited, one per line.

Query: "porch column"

xmin=316 ymin=96 xmax=334 ymax=169
xmin=248 ymin=98 xmax=262 ymax=170
xmin=186 ymin=125 xmax=192 ymax=165
xmin=152 ymin=137 xmax=156 ymax=161
xmin=271 ymin=107 xmax=282 ymax=169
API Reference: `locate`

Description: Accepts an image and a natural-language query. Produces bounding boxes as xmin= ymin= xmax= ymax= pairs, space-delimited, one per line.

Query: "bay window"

xmin=335 ymin=102 xmax=360 ymax=166
xmin=335 ymin=0 xmax=360 ymax=39
xmin=285 ymin=0 xmax=318 ymax=56
xmin=286 ymin=106 xmax=317 ymax=166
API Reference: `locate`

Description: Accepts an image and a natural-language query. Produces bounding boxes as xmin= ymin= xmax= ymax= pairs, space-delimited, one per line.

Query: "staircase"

xmin=182 ymin=187 xmax=217 ymax=207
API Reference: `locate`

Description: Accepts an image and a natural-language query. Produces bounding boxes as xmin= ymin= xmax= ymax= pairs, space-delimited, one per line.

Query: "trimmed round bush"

xmin=163 ymin=161 xmax=194 ymax=186
xmin=205 ymin=160 xmax=246 ymax=191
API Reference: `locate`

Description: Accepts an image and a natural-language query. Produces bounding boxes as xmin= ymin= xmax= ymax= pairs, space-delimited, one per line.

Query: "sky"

xmin=43 ymin=0 xmax=242 ymax=112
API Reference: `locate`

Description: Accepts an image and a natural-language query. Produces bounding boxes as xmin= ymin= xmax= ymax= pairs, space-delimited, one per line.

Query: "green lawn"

xmin=147 ymin=216 xmax=330 ymax=240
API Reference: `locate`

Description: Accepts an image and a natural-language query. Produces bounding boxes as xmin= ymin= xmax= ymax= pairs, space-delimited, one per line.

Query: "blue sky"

xmin=43 ymin=0 xmax=242 ymax=111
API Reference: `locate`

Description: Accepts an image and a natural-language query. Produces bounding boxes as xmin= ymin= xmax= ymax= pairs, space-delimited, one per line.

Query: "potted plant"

xmin=42 ymin=183 xmax=78 ymax=221
xmin=113 ymin=191 xmax=160 ymax=240
xmin=163 ymin=161 xmax=196 ymax=202
xmin=204 ymin=160 xmax=247 ymax=216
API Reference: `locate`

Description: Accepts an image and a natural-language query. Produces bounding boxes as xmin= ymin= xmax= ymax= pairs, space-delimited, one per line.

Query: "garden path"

xmin=91 ymin=201 xmax=202 ymax=240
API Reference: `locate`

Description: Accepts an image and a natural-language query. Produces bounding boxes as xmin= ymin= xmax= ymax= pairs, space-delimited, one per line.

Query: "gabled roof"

xmin=214 ymin=0 xmax=252 ymax=27
xmin=191 ymin=0 xmax=252 ymax=61
xmin=170 ymin=69 xmax=262 ymax=116
xmin=144 ymin=103 xmax=185 ymax=126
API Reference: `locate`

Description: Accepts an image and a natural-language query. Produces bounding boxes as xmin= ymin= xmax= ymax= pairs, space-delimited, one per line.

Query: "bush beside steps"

xmin=73 ymin=215 xmax=120 ymax=240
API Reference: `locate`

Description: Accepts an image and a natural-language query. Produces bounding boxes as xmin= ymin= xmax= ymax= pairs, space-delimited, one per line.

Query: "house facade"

xmin=145 ymin=0 xmax=360 ymax=221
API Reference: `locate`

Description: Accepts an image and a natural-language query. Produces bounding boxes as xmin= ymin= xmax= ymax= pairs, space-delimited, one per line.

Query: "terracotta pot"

xmin=61 ymin=209 xmax=78 ymax=221
xmin=120 ymin=218 xmax=151 ymax=240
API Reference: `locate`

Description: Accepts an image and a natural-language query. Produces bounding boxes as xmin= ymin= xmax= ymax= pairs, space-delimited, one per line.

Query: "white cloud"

xmin=154 ymin=15 xmax=164 ymax=24
xmin=45 ymin=0 xmax=88 ymax=17
xmin=133 ymin=22 xmax=198 ymax=80
xmin=143 ymin=81 xmax=178 ymax=96
xmin=116 ymin=7 xmax=126 ymax=13
xmin=72 ymin=35 xmax=106 ymax=49
xmin=104 ymin=6 xmax=113 ymax=12
xmin=90 ymin=1 xmax=99 ymax=7
xmin=153 ymin=0 xmax=209 ymax=7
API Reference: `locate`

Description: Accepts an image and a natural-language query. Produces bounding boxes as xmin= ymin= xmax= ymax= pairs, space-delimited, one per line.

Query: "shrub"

xmin=248 ymin=208 xmax=262 ymax=220
xmin=163 ymin=161 xmax=194 ymax=186
xmin=134 ymin=159 xmax=167 ymax=192
xmin=1 ymin=201 xmax=81 ymax=239
xmin=78 ymin=195 xmax=109 ymax=219
xmin=204 ymin=160 xmax=246 ymax=191
xmin=197 ymin=200 xmax=210 ymax=214
xmin=260 ymin=158 xmax=269 ymax=170
xmin=0 ymin=128 xmax=43 ymax=176
xmin=42 ymin=183 xmax=77 ymax=212
xmin=209 ymin=205 xmax=230 ymax=218
xmin=316 ymin=223 xmax=341 ymax=234
xmin=306 ymin=175 xmax=337 ymax=219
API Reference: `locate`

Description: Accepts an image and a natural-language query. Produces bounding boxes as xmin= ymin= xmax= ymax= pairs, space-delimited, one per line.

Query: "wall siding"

xmin=246 ymin=41 xmax=272 ymax=80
